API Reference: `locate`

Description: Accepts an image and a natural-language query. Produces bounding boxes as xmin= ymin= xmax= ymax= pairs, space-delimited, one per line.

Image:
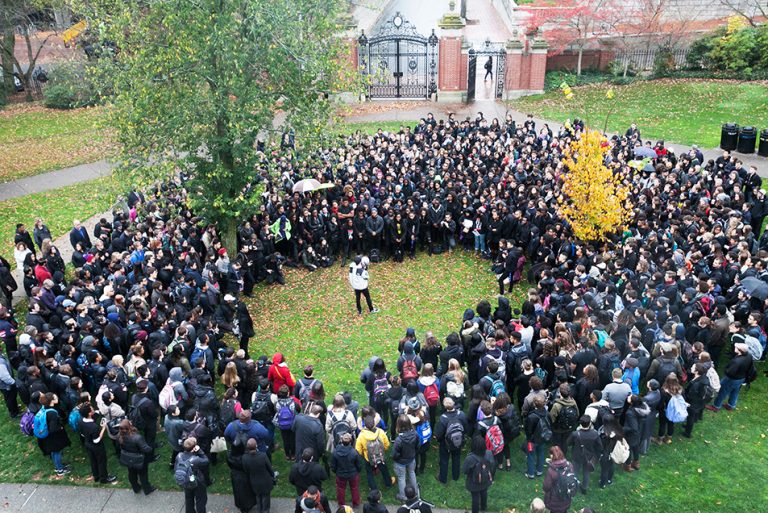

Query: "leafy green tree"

xmin=82 ymin=0 xmax=355 ymax=249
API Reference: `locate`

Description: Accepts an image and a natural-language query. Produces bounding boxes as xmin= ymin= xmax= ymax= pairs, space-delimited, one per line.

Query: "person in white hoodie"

xmin=348 ymin=256 xmax=379 ymax=316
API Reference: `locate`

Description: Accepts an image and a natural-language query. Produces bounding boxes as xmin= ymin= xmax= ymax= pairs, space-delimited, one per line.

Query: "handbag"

xmin=210 ymin=436 xmax=228 ymax=453
xmin=119 ymin=450 xmax=145 ymax=470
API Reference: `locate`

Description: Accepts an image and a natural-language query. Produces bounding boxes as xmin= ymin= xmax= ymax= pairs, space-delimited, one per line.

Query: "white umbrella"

xmin=292 ymin=178 xmax=321 ymax=193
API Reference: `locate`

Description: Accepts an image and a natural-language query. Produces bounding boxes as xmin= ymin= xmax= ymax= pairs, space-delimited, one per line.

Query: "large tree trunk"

xmin=1 ymin=24 xmax=14 ymax=98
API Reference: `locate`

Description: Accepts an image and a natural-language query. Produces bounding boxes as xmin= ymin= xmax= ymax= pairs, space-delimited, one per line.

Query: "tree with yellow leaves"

xmin=559 ymin=129 xmax=632 ymax=242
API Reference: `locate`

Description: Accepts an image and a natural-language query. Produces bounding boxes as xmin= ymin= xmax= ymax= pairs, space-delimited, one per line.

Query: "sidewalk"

xmin=0 ymin=159 xmax=113 ymax=202
xmin=0 ymin=483 xmax=465 ymax=513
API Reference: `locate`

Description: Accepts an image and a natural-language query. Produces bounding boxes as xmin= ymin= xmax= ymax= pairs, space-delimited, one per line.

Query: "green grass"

xmin=333 ymin=120 xmax=418 ymax=136
xmin=1 ymin=252 xmax=766 ymax=512
xmin=513 ymin=78 xmax=768 ymax=148
xmin=0 ymin=103 xmax=113 ymax=182
xmin=0 ymin=175 xmax=122 ymax=262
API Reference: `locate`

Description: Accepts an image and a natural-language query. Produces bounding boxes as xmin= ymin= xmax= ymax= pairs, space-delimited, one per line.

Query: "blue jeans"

xmin=713 ymin=376 xmax=745 ymax=409
xmin=526 ymin=442 xmax=545 ymax=475
xmin=474 ymin=233 xmax=486 ymax=252
xmin=393 ymin=459 xmax=418 ymax=498
xmin=51 ymin=451 xmax=63 ymax=471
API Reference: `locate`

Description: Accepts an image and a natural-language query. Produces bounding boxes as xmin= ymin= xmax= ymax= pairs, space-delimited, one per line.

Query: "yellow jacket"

xmin=355 ymin=427 xmax=390 ymax=462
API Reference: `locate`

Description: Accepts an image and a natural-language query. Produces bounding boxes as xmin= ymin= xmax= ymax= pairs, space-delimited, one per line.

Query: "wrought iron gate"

xmin=358 ymin=13 xmax=438 ymax=99
xmin=466 ymin=41 xmax=507 ymax=102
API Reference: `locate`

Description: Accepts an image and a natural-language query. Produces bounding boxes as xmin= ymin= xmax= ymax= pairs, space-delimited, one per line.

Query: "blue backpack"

xmin=416 ymin=420 xmax=432 ymax=446
xmin=665 ymin=394 xmax=688 ymax=423
xmin=68 ymin=408 xmax=82 ymax=433
xmin=33 ymin=407 xmax=52 ymax=438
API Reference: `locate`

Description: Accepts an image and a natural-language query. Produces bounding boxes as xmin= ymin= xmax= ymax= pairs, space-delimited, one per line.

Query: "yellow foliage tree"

xmin=559 ymin=129 xmax=632 ymax=242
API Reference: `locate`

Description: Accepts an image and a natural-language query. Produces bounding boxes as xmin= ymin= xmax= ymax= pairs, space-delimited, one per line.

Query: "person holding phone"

xmin=79 ymin=403 xmax=117 ymax=484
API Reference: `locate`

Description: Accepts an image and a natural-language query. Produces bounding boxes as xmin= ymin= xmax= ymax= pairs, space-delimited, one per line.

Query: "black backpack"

xmin=470 ymin=457 xmax=493 ymax=488
xmin=655 ymin=358 xmax=677 ymax=382
xmin=174 ymin=453 xmax=198 ymax=490
xmin=444 ymin=414 xmax=465 ymax=451
xmin=534 ymin=412 xmax=552 ymax=444
xmin=554 ymin=463 xmax=579 ymax=499
xmin=554 ymin=404 xmax=579 ymax=432
xmin=128 ymin=396 xmax=150 ymax=430
xmin=250 ymin=392 xmax=271 ymax=424
xmin=220 ymin=398 xmax=237 ymax=427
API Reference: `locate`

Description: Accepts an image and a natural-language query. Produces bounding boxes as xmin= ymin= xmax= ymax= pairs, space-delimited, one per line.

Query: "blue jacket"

xmin=224 ymin=419 xmax=272 ymax=452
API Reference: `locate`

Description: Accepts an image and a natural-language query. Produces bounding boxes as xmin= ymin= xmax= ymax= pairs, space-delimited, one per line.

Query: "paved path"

xmin=0 ymin=483 xmax=464 ymax=513
xmin=0 ymin=159 xmax=113 ymax=201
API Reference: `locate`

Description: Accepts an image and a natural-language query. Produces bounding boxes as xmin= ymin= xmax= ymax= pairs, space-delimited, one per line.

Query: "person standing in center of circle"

xmin=349 ymin=256 xmax=379 ymax=316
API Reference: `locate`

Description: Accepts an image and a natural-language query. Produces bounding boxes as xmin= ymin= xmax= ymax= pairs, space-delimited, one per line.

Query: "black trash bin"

xmin=759 ymin=129 xmax=768 ymax=157
xmin=737 ymin=126 xmax=757 ymax=154
xmin=721 ymin=123 xmax=739 ymax=150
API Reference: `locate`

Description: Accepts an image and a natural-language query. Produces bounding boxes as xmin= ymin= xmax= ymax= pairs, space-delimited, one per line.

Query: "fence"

xmin=615 ymin=48 xmax=690 ymax=71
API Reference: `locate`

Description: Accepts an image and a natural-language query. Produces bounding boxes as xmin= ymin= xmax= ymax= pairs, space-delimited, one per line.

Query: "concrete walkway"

xmin=0 ymin=159 xmax=113 ymax=202
xmin=0 ymin=483 xmax=465 ymax=513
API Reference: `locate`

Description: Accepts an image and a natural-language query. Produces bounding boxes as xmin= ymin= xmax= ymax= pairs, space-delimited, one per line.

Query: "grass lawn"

xmin=0 ymin=251 xmax=765 ymax=512
xmin=512 ymin=79 xmax=768 ymax=148
xmin=0 ymin=175 xmax=122 ymax=261
xmin=0 ymin=103 xmax=114 ymax=183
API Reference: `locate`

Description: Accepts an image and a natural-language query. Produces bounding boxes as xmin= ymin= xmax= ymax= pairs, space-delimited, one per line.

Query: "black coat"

xmin=566 ymin=428 xmax=602 ymax=465
xmin=292 ymin=414 xmax=326 ymax=460
xmin=289 ymin=460 xmax=328 ymax=495
xmin=331 ymin=444 xmax=361 ymax=479
xmin=241 ymin=450 xmax=275 ymax=495
xmin=37 ymin=408 xmax=71 ymax=455
xmin=685 ymin=375 xmax=710 ymax=411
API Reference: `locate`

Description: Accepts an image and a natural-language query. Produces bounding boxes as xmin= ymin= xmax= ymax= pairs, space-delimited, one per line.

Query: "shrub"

xmin=652 ymin=46 xmax=675 ymax=77
xmin=43 ymin=61 xmax=99 ymax=109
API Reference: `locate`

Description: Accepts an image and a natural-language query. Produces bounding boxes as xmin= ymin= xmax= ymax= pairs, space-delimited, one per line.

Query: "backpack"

xmin=297 ymin=378 xmax=318 ymax=404
xmin=553 ymin=404 xmax=579 ymax=432
xmin=423 ymin=382 xmax=440 ymax=407
xmin=369 ymin=248 xmax=381 ymax=263
xmin=665 ymin=394 xmax=688 ymax=423
xmin=402 ymin=358 xmax=418 ymax=381
xmin=159 ymin=381 xmax=179 ymax=411
xmin=329 ymin=411 xmax=353 ymax=446
xmin=231 ymin=426 xmax=250 ymax=452
xmin=534 ymin=366 xmax=548 ymax=383
xmin=446 ymin=380 xmax=464 ymax=399
xmin=743 ymin=335 xmax=763 ymax=361
xmin=274 ymin=398 xmax=296 ymax=430
xmin=469 ymin=458 xmax=494 ymax=488
xmin=534 ymin=412 xmax=552 ymax=443
xmin=128 ymin=397 xmax=150 ymax=430
xmin=655 ymin=358 xmax=678 ymax=382
xmin=68 ymin=408 xmax=82 ymax=434
xmin=553 ymin=464 xmax=580 ymax=499
xmin=220 ymin=398 xmax=238 ymax=428
xmin=610 ymin=438 xmax=630 ymax=464
xmin=373 ymin=375 xmax=390 ymax=398
xmin=190 ymin=347 xmax=206 ymax=367
xmin=608 ymin=353 xmax=621 ymax=373
xmin=366 ymin=435 xmax=386 ymax=466
xmin=33 ymin=407 xmax=51 ymax=439
xmin=20 ymin=410 xmax=34 ymax=436
xmin=250 ymin=392 xmax=272 ymax=424
xmin=482 ymin=375 xmax=506 ymax=398
xmin=416 ymin=420 xmax=432 ymax=446
xmin=706 ymin=366 xmax=721 ymax=394
xmin=174 ymin=454 xmax=198 ymax=490
xmin=485 ymin=423 xmax=505 ymax=455
xmin=444 ymin=414 xmax=465 ymax=451
xmin=488 ymin=354 xmax=507 ymax=380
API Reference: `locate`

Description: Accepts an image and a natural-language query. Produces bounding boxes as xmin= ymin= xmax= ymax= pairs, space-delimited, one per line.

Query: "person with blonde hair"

xmin=222 ymin=361 xmax=241 ymax=389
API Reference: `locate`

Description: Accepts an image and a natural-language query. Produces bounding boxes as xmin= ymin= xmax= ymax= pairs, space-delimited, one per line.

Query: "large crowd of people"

xmin=0 ymin=111 xmax=765 ymax=513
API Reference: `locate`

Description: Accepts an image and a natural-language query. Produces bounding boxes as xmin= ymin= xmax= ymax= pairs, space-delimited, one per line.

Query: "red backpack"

xmin=485 ymin=424 xmax=505 ymax=455
xmin=402 ymin=358 xmax=418 ymax=381
xmin=423 ymin=382 xmax=439 ymax=407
